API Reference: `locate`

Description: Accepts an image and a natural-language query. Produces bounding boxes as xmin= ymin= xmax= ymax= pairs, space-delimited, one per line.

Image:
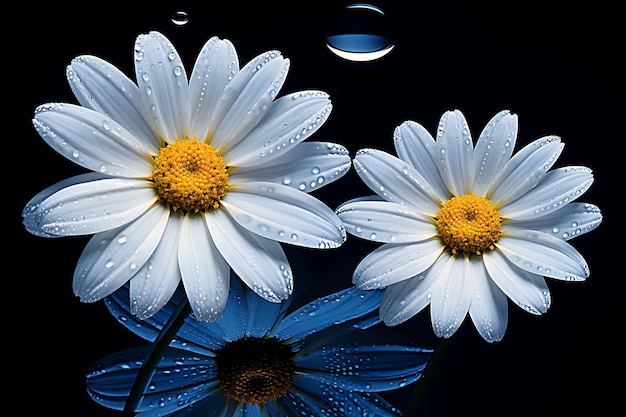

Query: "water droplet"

xmin=171 ymin=10 xmax=189 ymax=26
xmin=325 ymin=4 xmax=395 ymax=62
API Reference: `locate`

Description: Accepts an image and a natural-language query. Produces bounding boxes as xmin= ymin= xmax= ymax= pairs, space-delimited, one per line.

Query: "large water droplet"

xmin=171 ymin=10 xmax=189 ymax=26
xmin=325 ymin=4 xmax=395 ymax=62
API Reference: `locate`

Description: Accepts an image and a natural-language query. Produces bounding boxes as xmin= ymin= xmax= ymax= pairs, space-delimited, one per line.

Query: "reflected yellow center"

xmin=151 ymin=138 xmax=228 ymax=212
xmin=436 ymin=193 xmax=501 ymax=255
xmin=216 ymin=336 xmax=296 ymax=405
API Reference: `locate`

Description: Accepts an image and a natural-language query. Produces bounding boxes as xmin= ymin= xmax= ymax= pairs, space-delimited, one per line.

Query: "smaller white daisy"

xmin=23 ymin=31 xmax=350 ymax=322
xmin=336 ymin=109 xmax=602 ymax=342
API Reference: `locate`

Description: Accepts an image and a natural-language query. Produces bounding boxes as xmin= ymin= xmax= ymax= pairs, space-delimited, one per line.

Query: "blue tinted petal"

xmin=86 ymin=345 xmax=218 ymax=413
xmin=272 ymin=288 xmax=383 ymax=342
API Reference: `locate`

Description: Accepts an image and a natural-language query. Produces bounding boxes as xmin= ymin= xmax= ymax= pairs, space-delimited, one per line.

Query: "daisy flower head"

xmin=336 ymin=109 xmax=602 ymax=342
xmin=86 ymin=278 xmax=432 ymax=416
xmin=22 ymin=31 xmax=350 ymax=322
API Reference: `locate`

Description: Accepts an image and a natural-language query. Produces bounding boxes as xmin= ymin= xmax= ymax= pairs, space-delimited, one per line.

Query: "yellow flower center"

xmin=436 ymin=193 xmax=502 ymax=255
xmin=216 ymin=336 xmax=296 ymax=405
xmin=151 ymin=138 xmax=228 ymax=212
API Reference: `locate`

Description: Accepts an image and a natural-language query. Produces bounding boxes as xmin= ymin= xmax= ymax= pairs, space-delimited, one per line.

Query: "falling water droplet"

xmin=171 ymin=10 xmax=189 ymax=26
xmin=325 ymin=3 xmax=395 ymax=62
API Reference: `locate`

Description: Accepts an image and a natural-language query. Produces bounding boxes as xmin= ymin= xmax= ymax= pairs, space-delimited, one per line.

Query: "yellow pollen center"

xmin=151 ymin=138 xmax=228 ymax=212
xmin=216 ymin=336 xmax=296 ymax=405
xmin=436 ymin=193 xmax=501 ymax=255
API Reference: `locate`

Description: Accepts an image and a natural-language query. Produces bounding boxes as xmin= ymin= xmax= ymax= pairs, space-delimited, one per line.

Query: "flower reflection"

xmin=337 ymin=109 xmax=602 ymax=342
xmin=23 ymin=31 xmax=350 ymax=322
xmin=86 ymin=277 xmax=432 ymax=416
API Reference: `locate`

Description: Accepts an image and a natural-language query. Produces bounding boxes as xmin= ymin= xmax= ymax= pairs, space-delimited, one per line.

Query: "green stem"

xmin=123 ymin=299 xmax=191 ymax=412
xmin=403 ymin=337 xmax=451 ymax=416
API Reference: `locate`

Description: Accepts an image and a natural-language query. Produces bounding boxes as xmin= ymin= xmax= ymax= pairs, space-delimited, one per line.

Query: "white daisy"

xmin=23 ymin=31 xmax=349 ymax=322
xmin=336 ymin=109 xmax=602 ymax=342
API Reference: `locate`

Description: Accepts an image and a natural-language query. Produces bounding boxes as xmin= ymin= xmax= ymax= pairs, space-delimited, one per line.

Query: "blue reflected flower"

xmin=86 ymin=278 xmax=432 ymax=416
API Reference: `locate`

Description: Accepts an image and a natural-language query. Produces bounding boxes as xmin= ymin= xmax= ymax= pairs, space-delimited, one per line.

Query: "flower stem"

xmin=123 ymin=298 xmax=191 ymax=412
xmin=403 ymin=337 xmax=451 ymax=416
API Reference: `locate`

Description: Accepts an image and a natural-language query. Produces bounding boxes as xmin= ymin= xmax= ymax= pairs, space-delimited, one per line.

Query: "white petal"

xmin=379 ymin=254 xmax=444 ymax=326
xmin=436 ymin=110 xmax=474 ymax=196
xmin=205 ymin=208 xmax=292 ymax=302
xmin=179 ymin=213 xmax=231 ymax=322
xmin=505 ymin=202 xmax=602 ymax=241
xmin=189 ymin=37 xmax=239 ymax=141
xmin=221 ymin=182 xmax=346 ymax=249
xmin=489 ymin=136 xmax=562 ymax=204
xmin=67 ymin=55 xmax=161 ymax=153
xmin=31 ymin=178 xmax=157 ymax=236
xmin=353 ymin=149 xmax=441 ymax=214
xmin=224 ymin=91 xmax=332 ymax=167
xmin=497 ymin=230 xmax=589 ymax=281
xmin=472 ymin=110 xmax=518 ymax=197
xmin=73 ymin=204 xmax=169 ymax=302
xmin=352 ymin=240 xmax=444 ymax=289
xmin=467 ymin=256 xmax=508 ymax=342
xmin=134 ymin=31 xmax=190 ymax=142
xmin=430 ymin=254 xmax=472 ymax=338
xmin=211 ymin=52 xmax=289 ymax=152
xmin=336 ymin=200 xmax=438 ymax=243
xmin=23 ymin=173 xmax=106 ymax=237
xmin=33 ymin=103 xmax=155 ymax=178
xmin=130 ymin=211 xmax=183 ymax=319
xmin=499 ymin=166 xmax=594 ymax=220
xmin=394 ymin=120 xmax=450 ymax=201
xmin=229 ymin=142 xmax=350 ymax=192
xmin=483 ymin=249 xmax=551 ymax=315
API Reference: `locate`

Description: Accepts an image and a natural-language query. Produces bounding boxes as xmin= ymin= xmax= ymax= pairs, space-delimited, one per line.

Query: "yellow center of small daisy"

xmin=151 ymin=138 xmax=228 ymax=212
xmin=215 ymin=336 xmax=296 ymax=405
xmin=436 ymin=193 xmax=502 ymax=255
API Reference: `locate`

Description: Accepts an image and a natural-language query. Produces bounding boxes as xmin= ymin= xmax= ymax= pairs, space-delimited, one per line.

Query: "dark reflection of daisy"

xmin=22 ymin=31 xmax=350 ymax=322
xmin=336 ymin=109 xmax=602 ymax=342
xmin=86 ymin=278 xmax=432 ymax=416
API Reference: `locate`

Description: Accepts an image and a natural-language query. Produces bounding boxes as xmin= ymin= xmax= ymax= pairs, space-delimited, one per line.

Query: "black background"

xmin=11 ymin=2 xmax=620 ymax=416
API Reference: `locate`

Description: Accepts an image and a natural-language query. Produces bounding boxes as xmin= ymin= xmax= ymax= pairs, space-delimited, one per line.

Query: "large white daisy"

xmin=336 ymin=109 xmax=602 ymax=342
xmin=23 ymin=31 xmax=349 ymax=322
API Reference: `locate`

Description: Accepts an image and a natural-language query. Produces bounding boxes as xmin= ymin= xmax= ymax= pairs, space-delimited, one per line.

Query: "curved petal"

xmin=509 ymin=202 xmax=603 ymax=242
xmin=499 ymin=166 xmax=595 ymax=220
xmin=379 ymin=254 xmax=445 ymax=326
xmin=224 ymin=91 xmax=332 ymax=167
xmin=352 ymin=240 xmax=444 ymax=290
xmin=179 ymin=212 xmax=231 ymax=322
xmin=467 ymin=256 xmax=508 ymax=342
xmin=221 ymin=182 xmax=346 ymax=249
xmin=211 ymin=52 xmax=289 ymax=153
xmin=353 ymin=149 xmax=441 ymax=214
xmin=73 ymin=204 xmax=169 ymax=302
xmin=134 ymin=31 xmax=190 ymax=142
xmin=295 ymin=327 xmax=432 ymax=392
xmin=23 ymin=172 xmax=106 ymax=237
xmin=229 ymin=141 xmax=350 ymax=193
xmin=205 ymin=208 xmax=293 ymax=302
xmin=189 ymin=37 xmax=239 ymax=141
xmin=130 ymin=211 xmax=183 ymax=320
xmin=489 ymin=135 xmax=563 ymax=204
xmin=67 ymin=54 xmax=161 ymax=153
xmin=496 ymin=230 xmax=589 ymax=281
xmin=394 ymin=119 xmax=450 ymax=201
xmin=85 ymin=345 xmax=219 ymax=413
xmin=483 ymin=249 xmax=551 ymax=315
xmin=336 ymin=199 xmax=438 ymax=243
xmin=29 ymin=178 xmax=157 ymax=236
xmin=272 ymin=287 xmax=383 ymax=342
xmin=472 ymin=110 xmax=518 ymax=196
xmin=33 ymin=103 xmax=155 ymax=177
xmin=430 ymin=254 xmax=472 ymax=338
xmin=435 ymin=109 xmax=474 ymax=196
